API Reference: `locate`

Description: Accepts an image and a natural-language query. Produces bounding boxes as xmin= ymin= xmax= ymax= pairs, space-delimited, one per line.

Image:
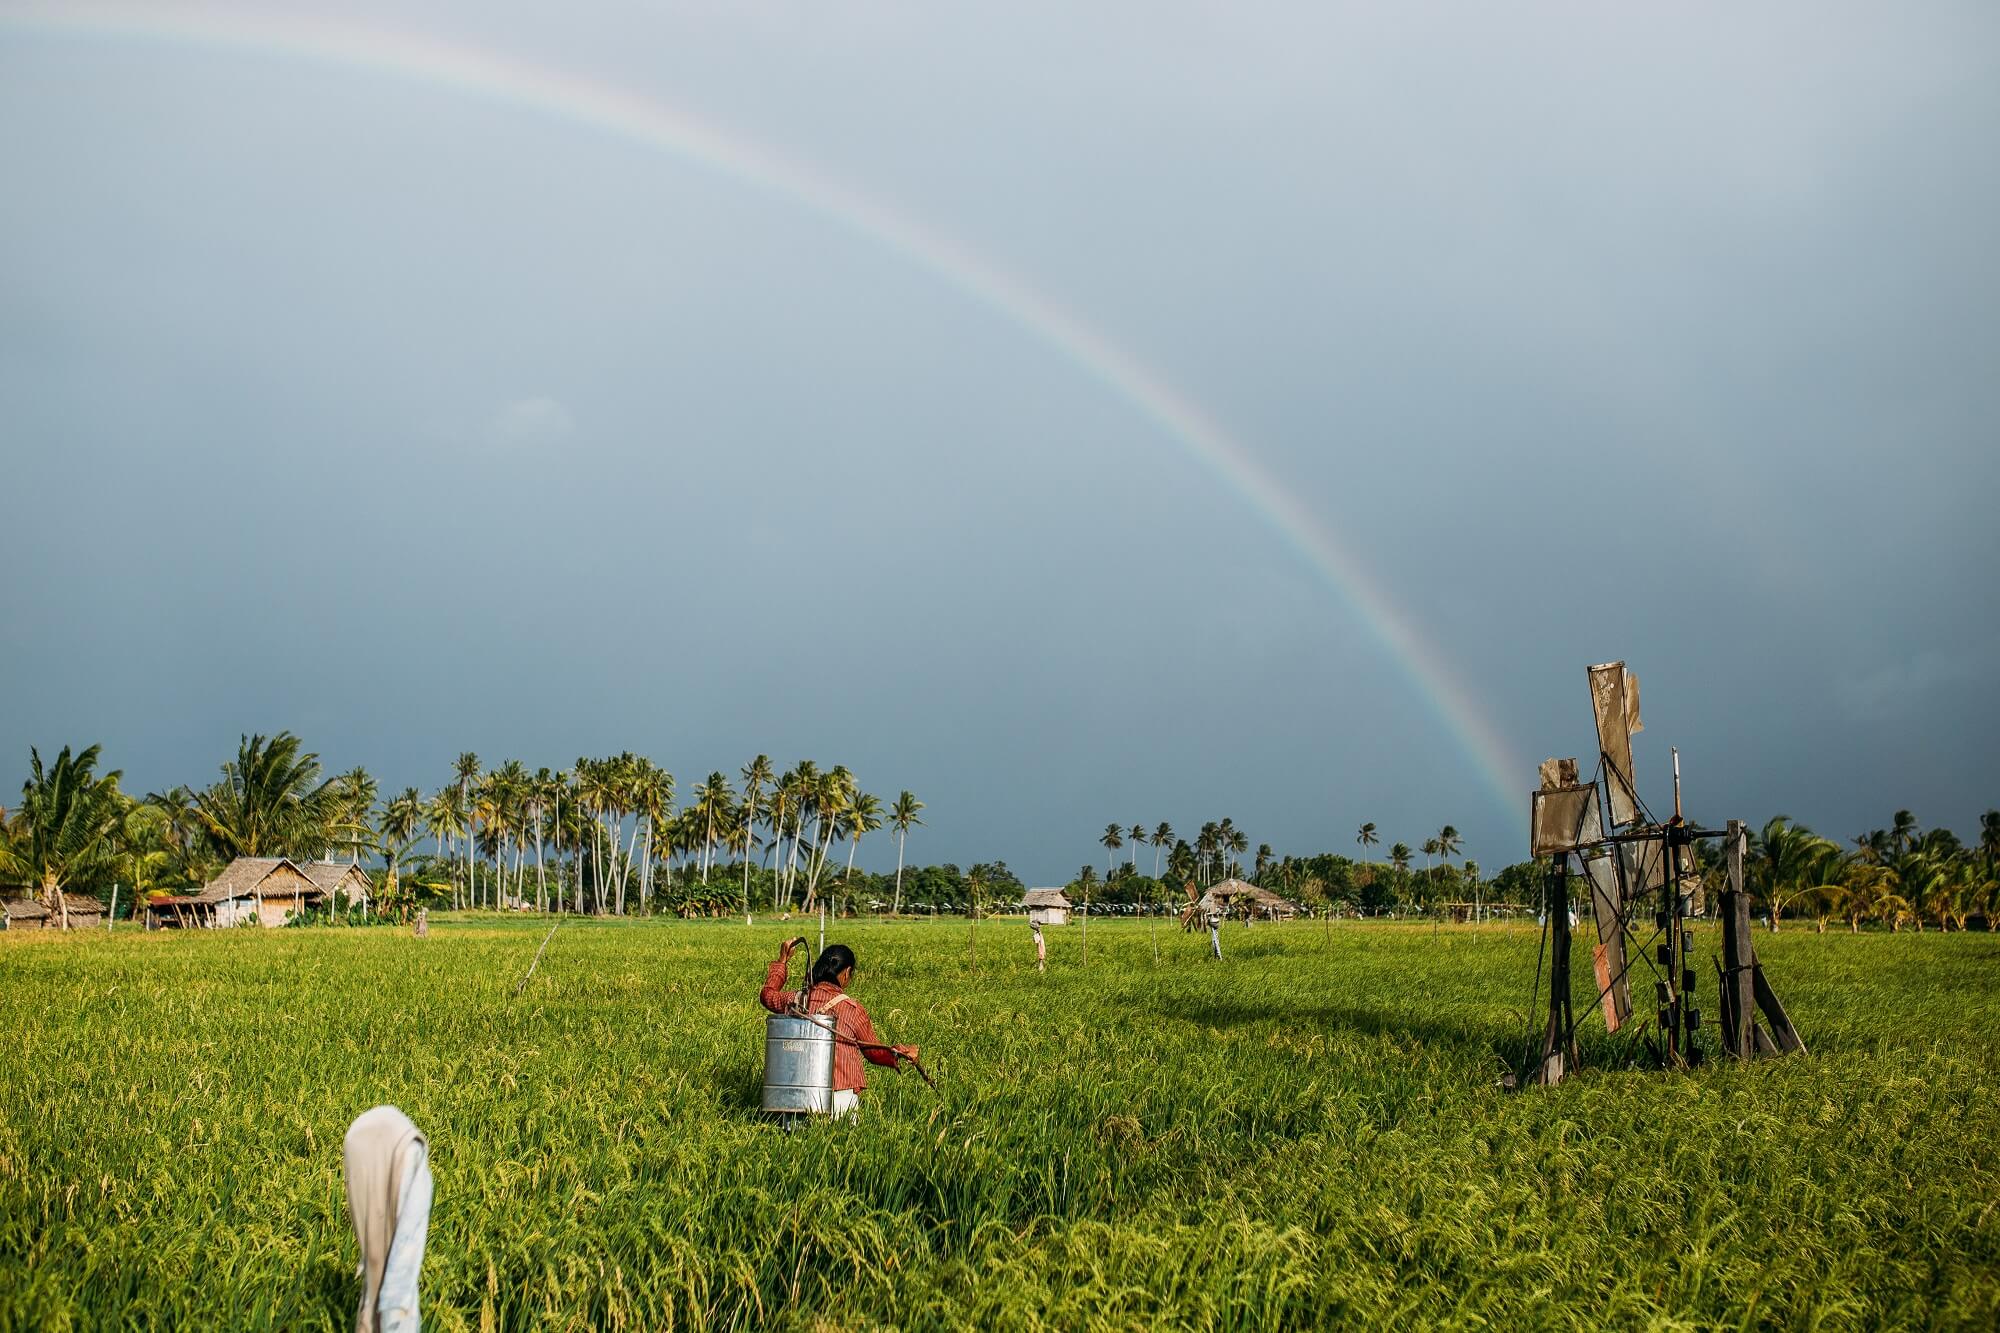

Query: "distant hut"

xmin=2 ymin=898 xmax=49 ymax=932
xmin=56 ymin=894 xmax=105 ymax=930
xmin=1198 ymin=878 xmax=1301 ymax=922
xmin=183 ymin=857 xmax=354 ymax=928
xmin=294 ymin=860 xmax=373 ymax=911
xmin=143 ymin=893 xmax=207 ymax=931
xmin=1018 ymin=888 xmax=1073 ymax=926
xmin=2 ymin=894 xmax=104 ymax=931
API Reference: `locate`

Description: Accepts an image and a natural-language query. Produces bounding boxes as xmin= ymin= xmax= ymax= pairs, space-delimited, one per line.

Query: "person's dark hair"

xmin=808 ymin=944 xmax=855 ymax=992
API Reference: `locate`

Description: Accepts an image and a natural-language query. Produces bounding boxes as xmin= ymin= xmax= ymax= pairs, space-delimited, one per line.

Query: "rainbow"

xmin=3 ymin=2 xmax=1524 ymax=816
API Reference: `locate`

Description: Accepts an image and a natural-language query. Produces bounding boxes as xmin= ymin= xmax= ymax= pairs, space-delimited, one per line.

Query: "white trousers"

xmin=830 ymin=1090 xmax=860 ymax=1119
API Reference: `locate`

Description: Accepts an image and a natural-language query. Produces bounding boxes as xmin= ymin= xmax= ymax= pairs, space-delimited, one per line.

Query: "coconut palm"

xmin=191 ymin=733 xmax=337 ymax=861
xmin=423 ymin=786 xmax=465 ymax=908
xmin=379 ymin=787 xmax=423 ymax=910
xmin=3 ymin=744 xmax=127 ymax=926
xmin=1356 ymin=822 xmax=1378 ymax=853
xmin=453 ymin=751 xmax=481 ymax=903
xmin=1128 ymin=824 xmax=1145 ymax=871
xmin=1152 ymin=822 xmax=1173 ymax=877
xmin=1752 ymin=816 xmax=1841 ymax=930
xmin=737 ymin=756 xmax=772 ymax=919
xmin=1389 ymin=842 xmax=1412 ymax=877
xmin=1224 ymin=824 xmax=1248 ymax=880
xmin=890 ymin=790 xmax=924 ymax=914
xmin=842 ymin=791 xmax=884 ymax=888
xmin=1100 ymin=823 xmax=1123 ymax=877
xmin=1890 ymin=809 xmax=1919 ymax=852
xmin=694 ymin=771 xmax=732 ymax=886
xmin=1254 ymin=843 xmax=1273 ymax=880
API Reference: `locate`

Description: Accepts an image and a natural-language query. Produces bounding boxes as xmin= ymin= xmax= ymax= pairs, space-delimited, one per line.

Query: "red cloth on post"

xmin=760 ymin=958 xmax=898 ymax=1092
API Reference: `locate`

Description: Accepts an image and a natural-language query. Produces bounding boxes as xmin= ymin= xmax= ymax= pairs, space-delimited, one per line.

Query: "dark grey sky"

xmin=3 ymin=1 xmax=1996 ymax=880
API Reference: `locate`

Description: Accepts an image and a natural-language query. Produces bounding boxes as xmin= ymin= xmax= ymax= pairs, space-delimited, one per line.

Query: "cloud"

xmin=487 ymin=396 xmax=575 ymax=447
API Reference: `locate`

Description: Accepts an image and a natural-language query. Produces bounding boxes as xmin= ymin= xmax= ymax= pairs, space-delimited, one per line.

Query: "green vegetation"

xmin=2 ymin=919 xmax=1995 ymax=1329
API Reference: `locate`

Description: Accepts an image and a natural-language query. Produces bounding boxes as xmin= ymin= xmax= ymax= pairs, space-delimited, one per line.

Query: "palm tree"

xmin=1100 ymin=823 xmax=1123 ymax=877
xmin=379 ymin=788 xmax=423 ymax=912
xmin=191 ymin=733 xmax=337 ymax=861
xmin=423 ymin=786 xmax=465 ymax=908
xmin=1223 ymin=823 xmax=1248 ymax=880
xmin=695 ymin=770 xmax=732 ymax=886
xmin=1980 ymin=810 xmax=2000 ymax=873
xmin=1128 ymin=824 xmax=1145 ymax=872
xmin=453 ymin=751 xmax=481 ymax=903
xmin=841 ymin=791 xmax=884 ymax=893
xmin=1891 ymin=809 xmax=1919 ymax=852
xmin=890 ymin=790 xmax=925 ymax=914
xmin=1356 ymin=822 xmax=1378 ymax=854
xmin=740 ymin=756 xmax=772 ymax=921
xmin=2 ymin=744 xmax=126 ymax=927
xmin=1195 ymin=822 xmax=1219 ymax=887
xmin=1752 ymin=815 xmax=1840 ymax=930
xmin=805 ymin=766 xmax=855 ymax=910
xmin=1254 ymin=843 xmax=1273 ymax=881
xmin=1152 ymin=822 xmax=1173 ymax=877
xmin=527 ymin=768 xmax=555 ymax=911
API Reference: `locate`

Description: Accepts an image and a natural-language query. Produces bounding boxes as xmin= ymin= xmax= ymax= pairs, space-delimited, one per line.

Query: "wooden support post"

xmin=1720 ymin=820 xmax=1755 ymax=1059
xmin=1537 ymin=853 xmax=1577 ymax=1083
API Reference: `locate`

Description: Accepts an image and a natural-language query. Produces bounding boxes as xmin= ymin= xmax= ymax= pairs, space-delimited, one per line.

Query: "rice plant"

xmin=0 ymin=920 xmax=1994 ymax=1329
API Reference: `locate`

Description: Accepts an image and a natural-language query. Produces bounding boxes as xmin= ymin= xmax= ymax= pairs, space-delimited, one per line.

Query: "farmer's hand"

xmin=777 ymin=937 xmax=797 ymax=962
xmin=895 ymin=1044 xmax=920 ymax=1062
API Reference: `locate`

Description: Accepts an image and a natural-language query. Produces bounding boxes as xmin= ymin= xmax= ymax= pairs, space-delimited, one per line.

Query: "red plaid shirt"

xmin=760 ymin=960 xmax=899 ymax=1092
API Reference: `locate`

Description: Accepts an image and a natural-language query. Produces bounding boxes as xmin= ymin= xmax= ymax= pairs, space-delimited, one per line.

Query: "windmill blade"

xmin=1588 ymin=662 xmax=1643 ymax=827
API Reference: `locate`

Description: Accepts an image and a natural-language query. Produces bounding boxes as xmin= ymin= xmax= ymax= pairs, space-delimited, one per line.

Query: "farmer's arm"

xmin=758 ymin=939 xmax=799 ymax=1014
xmin=851 ymin=1005 xmax=916 ymax=1068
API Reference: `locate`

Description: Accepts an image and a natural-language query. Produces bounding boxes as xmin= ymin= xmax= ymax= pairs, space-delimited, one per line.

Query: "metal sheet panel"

xmin=1584 ymin=853 xmax=1631 ymax=1032
xmin=1538 ymin=757 xmax=1580 ymax=792
xmin=1619 ymin=835 xmax=1666 ymax=896
xmin=1530 ymin=784 xmax=1603 ymax=856
xmin=1588 ymin=662 xmax=1641 ymax=826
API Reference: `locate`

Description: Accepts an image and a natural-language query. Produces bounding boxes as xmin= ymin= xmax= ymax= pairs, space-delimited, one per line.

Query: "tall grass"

xmin=0 ymin=920 xmax=1994 ymax=1329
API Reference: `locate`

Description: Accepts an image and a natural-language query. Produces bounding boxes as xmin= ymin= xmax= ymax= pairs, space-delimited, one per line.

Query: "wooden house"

xmin=1018 ymin=888 xmax=1073 ymax=926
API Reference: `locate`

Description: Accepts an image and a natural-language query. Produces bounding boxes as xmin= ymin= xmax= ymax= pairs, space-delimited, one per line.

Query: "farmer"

xmin=759 ymin=939 xmax=917 ymax=1118
xmin=1030 ymin=919 xmax=1047 ymax=972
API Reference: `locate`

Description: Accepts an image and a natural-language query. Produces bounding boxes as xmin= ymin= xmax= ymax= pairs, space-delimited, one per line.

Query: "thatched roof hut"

xmin=2 ymin=897 xmax=48 ymax=931
xmin=1018 ymin=888 xmax=1072 ymax=926
xmin=294 ymin=860 xmax=373 ymax=905
xmin=1198 ymin=879 xmax=1301 ymax=921
xmin=2 ymin=894 xmax=104 ymax=930
xmin=187 ymin=857 xmax=366 ymax=927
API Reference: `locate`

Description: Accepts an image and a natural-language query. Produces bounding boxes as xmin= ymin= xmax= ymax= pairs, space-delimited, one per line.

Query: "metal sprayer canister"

xmin=762 ymin=1012 xmax=836 ymax=1115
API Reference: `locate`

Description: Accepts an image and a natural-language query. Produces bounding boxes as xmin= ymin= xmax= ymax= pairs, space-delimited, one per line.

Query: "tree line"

xmin=0 ymin=735 xmax=929 ymax=921
xmin=1077 ymin=812 xmax=1999 ymax=931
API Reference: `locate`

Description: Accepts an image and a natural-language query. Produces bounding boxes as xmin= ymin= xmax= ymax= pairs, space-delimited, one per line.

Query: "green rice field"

xmin=1 ymin=917 xmax=1995 ymax=1330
